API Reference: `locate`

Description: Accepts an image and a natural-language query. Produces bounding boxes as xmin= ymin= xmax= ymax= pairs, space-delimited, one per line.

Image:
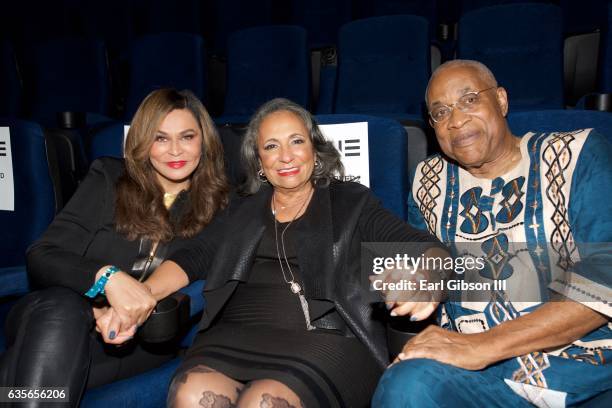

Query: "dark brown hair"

xmin=115 ymin=88 xmax=229 ymax=241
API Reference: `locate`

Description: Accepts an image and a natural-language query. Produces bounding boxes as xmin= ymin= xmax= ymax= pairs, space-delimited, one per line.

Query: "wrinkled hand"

xmin=370 ymin=267 xmax=442 ymax=321
xmin=101 ymin=269 xmax=157 ymax=331
xmin=94 ymin=306 xmax=137 ymax=345
xmin=392 ymin=325 xmax=493 ymax=370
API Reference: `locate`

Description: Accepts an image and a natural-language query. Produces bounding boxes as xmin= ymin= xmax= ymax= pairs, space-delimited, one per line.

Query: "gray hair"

xmin=425 ymin=59 xmax=498 ymax=105
xmin=240 ymin=98 xmax=344 ymax=195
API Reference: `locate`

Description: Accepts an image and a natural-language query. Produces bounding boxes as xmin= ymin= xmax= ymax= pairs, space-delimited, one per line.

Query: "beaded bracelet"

xmin=84 ymin=265 xmax=120 ymax=298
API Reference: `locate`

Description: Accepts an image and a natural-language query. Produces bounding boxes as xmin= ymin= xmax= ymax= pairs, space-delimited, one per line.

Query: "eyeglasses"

xmin=428 ymin=86 xmax=497 ymax=124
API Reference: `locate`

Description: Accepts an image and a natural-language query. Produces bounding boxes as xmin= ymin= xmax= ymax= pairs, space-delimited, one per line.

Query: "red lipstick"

xmin=278 ymin=168 xmax=300 ymax=177
xmin=167 ymin=161 xmax=187 ymax=169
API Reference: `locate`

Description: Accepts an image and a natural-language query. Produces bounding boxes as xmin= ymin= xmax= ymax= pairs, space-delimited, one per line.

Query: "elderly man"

xmin=373 ymin=60 xmax=611 ymax=407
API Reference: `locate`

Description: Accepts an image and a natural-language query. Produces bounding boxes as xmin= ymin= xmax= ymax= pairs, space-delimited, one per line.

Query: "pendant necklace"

xmin=272 ymin=190 xmax=316 ymax=331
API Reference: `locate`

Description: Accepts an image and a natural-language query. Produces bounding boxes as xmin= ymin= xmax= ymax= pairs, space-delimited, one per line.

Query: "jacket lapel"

xmin=294 ymin=184 xmax=336 ymax=301
xmin=203 ymin=186 xmax=271 ymax=290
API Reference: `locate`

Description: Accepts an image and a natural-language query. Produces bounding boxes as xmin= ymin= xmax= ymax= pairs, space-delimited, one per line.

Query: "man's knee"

xmin=373 ymin=358 xmax=451 ymax=407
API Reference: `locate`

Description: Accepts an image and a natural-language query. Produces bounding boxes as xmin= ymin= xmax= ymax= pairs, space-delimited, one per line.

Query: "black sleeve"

xmin=26 ymin=159 xmax=117 ymax=293
xmin=359 ymin=192 xmax=447 ymax=253
xmin=166 ymin=207 xmax=229 ymax=283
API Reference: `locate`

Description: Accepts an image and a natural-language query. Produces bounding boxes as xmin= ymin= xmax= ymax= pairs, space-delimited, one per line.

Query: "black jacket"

xmin=170 ymin=181 xmax=440 ymax=368
xmin=26 ymin=157 xmax=190 ymax=294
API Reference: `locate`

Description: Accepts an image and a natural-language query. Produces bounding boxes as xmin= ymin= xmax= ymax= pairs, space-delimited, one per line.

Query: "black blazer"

xmin=26 ymin=157 xmax=190 ymax=294
xmin=170 ymin=181 xmax=440 ymax=367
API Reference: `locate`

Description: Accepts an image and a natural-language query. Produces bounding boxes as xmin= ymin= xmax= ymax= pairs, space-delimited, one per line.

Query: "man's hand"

xmin=97 ymin=267 xmax=157 ymax=331
xmin=392 ymin=325 xmax=493 ymax=370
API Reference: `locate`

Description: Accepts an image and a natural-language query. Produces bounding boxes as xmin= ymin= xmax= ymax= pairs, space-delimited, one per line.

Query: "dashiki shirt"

xmin=409 ymin=129 xmax=612 ymax=407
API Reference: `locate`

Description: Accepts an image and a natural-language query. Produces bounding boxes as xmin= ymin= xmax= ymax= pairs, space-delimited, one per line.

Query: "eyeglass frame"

xmin=428 ymin=86 xmax=498 ymax=125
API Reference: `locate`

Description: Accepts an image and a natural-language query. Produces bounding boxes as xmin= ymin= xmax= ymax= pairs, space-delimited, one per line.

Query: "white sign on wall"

xmin=123 ymin=125 xmax=130 ymax=156
xmin=320 ymin=122 xmax=369 ymax=187
xmin=0 ymin=127 xmax=15 ymax=211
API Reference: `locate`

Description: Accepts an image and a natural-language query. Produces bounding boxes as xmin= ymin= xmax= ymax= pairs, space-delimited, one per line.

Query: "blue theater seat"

xmin=0 ymin=119 xmax=56 ymax=298
xmin=333 ymin=15 xmax=430 ymax=122
xmin=20 ymin=38 xmax=111 ymax=127
xmin=458 ymin=3 xmax=564 ymax=111
xmin=370 ymin=0 xmax=439 ymax=43
xmin=290 ymin=0 xmax=352 ymax=49
xmin=508 ymin=109 xmax=612 ymax=140
xmin=209 ymin=0 xmax=274 ymax=57
xmin=317 ymin=114 xmax=409 ymax=220
xmin=220 ymin=25 xmax=310 ymax=123
xmin=88 ymin=121 xmax=127 ymax=161
xmin=125 ymin=33 xmax=208 ymax=118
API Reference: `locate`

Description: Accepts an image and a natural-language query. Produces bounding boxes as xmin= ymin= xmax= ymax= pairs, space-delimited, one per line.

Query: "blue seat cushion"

xmin=81 ymin=358 xmax=181 ymax=408
xmin=0 ymin=266 xmax=29 ymax=298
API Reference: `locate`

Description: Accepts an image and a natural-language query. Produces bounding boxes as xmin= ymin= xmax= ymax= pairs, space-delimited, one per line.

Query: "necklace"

xmin=272 ymin=189 xmax=313 ymax=215
xmin=163 ymin=192 xmax=179 ymax=209
xmin=272 ymin=190 xmax=316 ymax=331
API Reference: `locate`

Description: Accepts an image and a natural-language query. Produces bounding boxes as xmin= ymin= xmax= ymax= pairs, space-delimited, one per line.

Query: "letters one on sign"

xmin=0 ymin=127 xmax=15 ymax=211
xmin=319 ymin=122 xmax=369 ymax=187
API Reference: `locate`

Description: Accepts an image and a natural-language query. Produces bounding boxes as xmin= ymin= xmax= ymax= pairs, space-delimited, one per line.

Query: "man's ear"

xmin=496 ymin=87 xmax=509 ymax=117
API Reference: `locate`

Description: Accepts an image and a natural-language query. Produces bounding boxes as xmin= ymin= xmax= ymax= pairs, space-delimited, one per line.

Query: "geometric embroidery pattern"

xmin=480 ymin=234 xmax=514 ymax=280
xmin=495 ymin=176 xmax=525 ymax=224
xmin=560 ymin=348 xmax=606 ymax=366
xmin=459 ymin=187 xmax=490 ymax=234
xmin=416 ymin=156 xmax=444 ymax=235
xmin=542 ymin=131 xmax=580 ymax=271
xmin=512 ymin=352 xmax=551 ymax=388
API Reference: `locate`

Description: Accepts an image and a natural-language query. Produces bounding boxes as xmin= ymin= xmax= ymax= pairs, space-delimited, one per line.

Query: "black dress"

xmin=177 ymin=213 xmax=382 ymax=408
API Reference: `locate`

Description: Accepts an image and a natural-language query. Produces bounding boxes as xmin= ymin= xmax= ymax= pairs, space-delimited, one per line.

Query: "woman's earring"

xmin=314 ymin=158 xmax=322 ymax=169
xmin=258 ymin=169 xmax=268 ymax=183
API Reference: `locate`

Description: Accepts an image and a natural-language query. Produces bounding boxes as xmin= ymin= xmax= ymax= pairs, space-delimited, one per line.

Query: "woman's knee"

xmin=11 ymin=287 xmax=91 ymax=321
xmin=237 ymin=379 xmax=303 ymax=408
xmin=6 ymin=287 xmax=92 ymax=342
xmin=168 ymin=365 xmax=242 ymax=408
xmin=372 ymin=358 xmax=451 ymax=407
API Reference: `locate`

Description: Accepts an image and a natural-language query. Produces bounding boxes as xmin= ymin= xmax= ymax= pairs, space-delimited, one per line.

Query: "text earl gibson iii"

xmin=371 ymin=278 xmax=507 ymax=292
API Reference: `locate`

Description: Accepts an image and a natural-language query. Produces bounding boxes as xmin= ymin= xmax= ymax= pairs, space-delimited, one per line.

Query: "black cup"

xmin=138 ymin=292 xmax=190 ymax=343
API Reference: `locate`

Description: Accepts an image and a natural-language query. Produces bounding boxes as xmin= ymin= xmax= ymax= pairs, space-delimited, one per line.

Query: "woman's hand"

xmin=370 ymin=267 xmax=442 ymax=322
xmin=97 ymin=267 xmax=157 ymax=331
xmin=92 ymin=305 xmax=109 ymax=320
xmin=94 ymin=307 xmax=137 ymax=345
